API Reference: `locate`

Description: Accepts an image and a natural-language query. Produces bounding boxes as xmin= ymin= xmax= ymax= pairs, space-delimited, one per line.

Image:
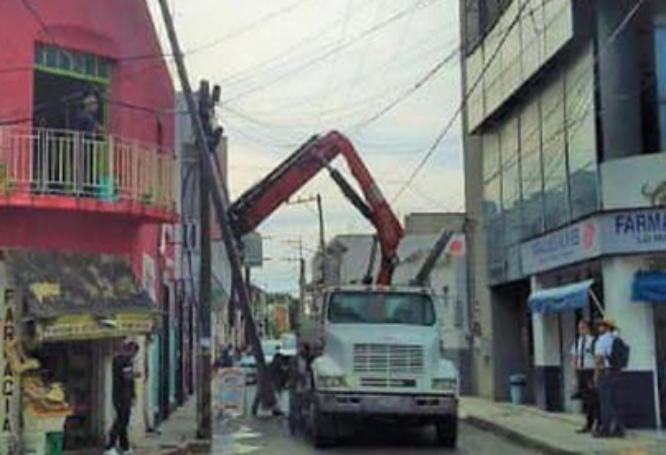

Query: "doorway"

xmin=39 ymin=341 xmax=106 ymax=450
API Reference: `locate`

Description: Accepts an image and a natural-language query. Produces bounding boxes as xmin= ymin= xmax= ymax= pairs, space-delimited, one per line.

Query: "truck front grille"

xmin=360 ymin=377 xmax=416 ymax=388
xmin=353 ymin=343 xmax=424 ymax=375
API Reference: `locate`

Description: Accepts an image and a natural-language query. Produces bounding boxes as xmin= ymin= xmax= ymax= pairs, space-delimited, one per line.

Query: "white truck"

xmin=301 ymin=285 xmax=459 ymax=448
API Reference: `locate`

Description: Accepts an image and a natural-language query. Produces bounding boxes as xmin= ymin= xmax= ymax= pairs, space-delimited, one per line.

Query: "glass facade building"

xmin=482 ymin=45 xmax=599 ymax=282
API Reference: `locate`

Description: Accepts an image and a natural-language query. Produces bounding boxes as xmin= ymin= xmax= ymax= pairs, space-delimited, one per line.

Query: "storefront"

xmin=0 ymin=249 xmax=156 ymax=453
xmin=521 ymin=209 xmax=666 ymax=427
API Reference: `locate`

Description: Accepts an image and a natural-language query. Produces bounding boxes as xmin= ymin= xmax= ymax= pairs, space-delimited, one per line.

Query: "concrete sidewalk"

xmin=135 ymin=397 xmax=210 ymax=455
xmin=460 ymin=397 xmax=665 ymax=455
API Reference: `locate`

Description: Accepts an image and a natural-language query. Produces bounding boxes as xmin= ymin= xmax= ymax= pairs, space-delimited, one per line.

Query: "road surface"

xmin=213 ymin=416 xmax=543 ymax=454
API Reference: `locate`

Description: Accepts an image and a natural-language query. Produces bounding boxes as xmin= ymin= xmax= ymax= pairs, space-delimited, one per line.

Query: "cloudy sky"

xmin=149 ymin=0 xmax=464 ymax=293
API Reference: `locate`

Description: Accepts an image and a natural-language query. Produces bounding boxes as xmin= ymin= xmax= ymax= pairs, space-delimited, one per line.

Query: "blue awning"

xmin=528 ymin=279 xmax=594 ymax=314
xmin=632 ymin=271 xmax=666 ymax=303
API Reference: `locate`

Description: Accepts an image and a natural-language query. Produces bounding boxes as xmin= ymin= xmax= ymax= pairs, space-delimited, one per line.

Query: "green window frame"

xmin=34 ymin=43 xmax=111 ymax=84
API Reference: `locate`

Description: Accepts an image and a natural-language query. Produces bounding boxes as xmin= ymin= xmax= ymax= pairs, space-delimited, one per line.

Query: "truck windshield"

xmin=328 ymin=292 xmax=435 ymax=326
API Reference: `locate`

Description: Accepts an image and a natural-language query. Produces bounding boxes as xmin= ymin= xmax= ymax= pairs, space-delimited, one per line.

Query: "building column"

xmin=602 ymin=257 xmax=659 ymax=427
xmin=531 ymin=276 xmax=564 ymax=412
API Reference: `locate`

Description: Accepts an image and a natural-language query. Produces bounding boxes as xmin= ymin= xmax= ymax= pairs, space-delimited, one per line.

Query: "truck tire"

xmin=435 ymin=414 xmax=458 ymax=448
xmin=309 ymin=401 xmax=335 ymax=448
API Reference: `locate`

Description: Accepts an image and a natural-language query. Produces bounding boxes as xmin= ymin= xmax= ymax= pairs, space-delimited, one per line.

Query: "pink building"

xmin=0 ymin=1 xmax=177 ymax=452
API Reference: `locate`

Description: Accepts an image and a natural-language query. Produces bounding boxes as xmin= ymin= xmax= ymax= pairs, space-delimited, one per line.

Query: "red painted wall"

xmin=0 ymin=0 xmax=174 ymax=144
xmin=0 ymin=0 xmax=175 ymax=299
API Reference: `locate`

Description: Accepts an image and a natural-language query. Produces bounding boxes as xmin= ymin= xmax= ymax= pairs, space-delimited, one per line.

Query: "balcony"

xmin=0 ymin=126 xmax=176 ymax=222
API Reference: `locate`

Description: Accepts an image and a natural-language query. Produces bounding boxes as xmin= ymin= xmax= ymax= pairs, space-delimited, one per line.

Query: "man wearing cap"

xmin=594 ymin=319 xmax=625 ymax=438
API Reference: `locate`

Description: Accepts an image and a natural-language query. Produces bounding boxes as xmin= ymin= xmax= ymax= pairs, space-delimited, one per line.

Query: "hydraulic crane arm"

xmin=229 ymin=130 xmax=404 ymax=284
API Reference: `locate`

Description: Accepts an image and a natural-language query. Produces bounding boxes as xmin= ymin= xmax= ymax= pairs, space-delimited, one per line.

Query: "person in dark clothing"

xmin=73 ymin=93 xmax=104 ymax=195
xmin=288 ymin=344 xmax=312 ymax=435
xmin=594 ymin=319 xmax=625 ymax=438
xmin=106 ymin=341 xmax=139 ymax=455
xmin=571 ymin=320 xmax=599 ymax=433
xmin=271 ymin=351 xmax=288 ymax=393
xmin=221 ymin=345 xmax=234 ymax=368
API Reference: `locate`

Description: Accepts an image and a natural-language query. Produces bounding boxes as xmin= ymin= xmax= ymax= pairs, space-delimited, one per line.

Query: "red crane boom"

xmin=229 ymin=130 xmax=404 ymax=284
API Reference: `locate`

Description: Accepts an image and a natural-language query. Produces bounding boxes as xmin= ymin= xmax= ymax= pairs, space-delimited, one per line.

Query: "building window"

xmin=541 ymin=78 xmax=569 ymax=230
xmin=565 ymin=46 xmax=598 ymax=219
xmin=520 ymin=100 xmax=544 ymax=238
xmin=501 ymin=116 xmax=521 ymax=246
xmin=34 ymin=44 xmax=111 ymax=81
xmin=32 ymin=44 xmax=111 ymax=130
xmin=482 ymin=131 xmax=505 ymax=277
xmin=655 ymin=22 xmax=666 ymax=151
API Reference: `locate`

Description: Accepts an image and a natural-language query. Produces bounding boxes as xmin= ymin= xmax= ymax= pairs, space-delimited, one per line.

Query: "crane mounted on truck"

xmin=229 ymin=130 xmax=404 ymax=285
xmin=229 ymin=131 xmax=459 ymax=448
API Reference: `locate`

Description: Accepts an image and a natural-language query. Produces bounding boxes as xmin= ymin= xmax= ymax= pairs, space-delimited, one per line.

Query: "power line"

xmin=479 ymin=0 xmax=648 ymax=228
xmin=184 ymin=0 xmax=317 ymax=56
xmin=348 ymin=45 xmax=460 ymax=133
xmin=390 ymin=0 xmax=594 ymax=204
xmin=232 ymin=32 xmax=454 ymax=122
xmin=215 ymin=0 xmax=385 ymax=88
xmin=3 ymin=0 xmax=313 ymax=74
xmin=223 ymin=0 xmax=440 ymax=103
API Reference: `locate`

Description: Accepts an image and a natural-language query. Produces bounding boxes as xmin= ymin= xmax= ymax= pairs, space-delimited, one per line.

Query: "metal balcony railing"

xmin=0 ymin=126 xmax=175 ymax=211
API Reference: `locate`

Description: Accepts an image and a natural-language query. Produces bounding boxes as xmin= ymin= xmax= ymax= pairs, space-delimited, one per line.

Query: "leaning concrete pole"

xmin=156 ymin=0 xmax=276 ymax=438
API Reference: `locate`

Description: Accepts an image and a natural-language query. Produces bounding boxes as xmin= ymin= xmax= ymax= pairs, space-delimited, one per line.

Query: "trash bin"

xmin=46 ymin=432 xmax=64 ymax=455
xmin=509 ymin=374 xmax=527 ymax=405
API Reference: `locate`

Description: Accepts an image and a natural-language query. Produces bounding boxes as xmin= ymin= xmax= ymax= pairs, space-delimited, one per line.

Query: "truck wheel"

xmin=435 ymin=415 xmax=458 ymax=448
xmin=309 ymin=402 xmax=334 ymax=448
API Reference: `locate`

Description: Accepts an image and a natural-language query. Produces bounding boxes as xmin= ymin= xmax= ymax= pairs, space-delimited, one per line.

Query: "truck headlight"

xmin=318 ymin=375 xmax=347 ymax=389
xmin=432 ymin=378 xmax=457 ymax=392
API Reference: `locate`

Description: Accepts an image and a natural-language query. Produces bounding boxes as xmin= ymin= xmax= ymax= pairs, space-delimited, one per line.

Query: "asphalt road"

xmin=213 ymin=417 xmax=544 ymax=454
xmin=212 ymin=384 xmax=543 ymax=454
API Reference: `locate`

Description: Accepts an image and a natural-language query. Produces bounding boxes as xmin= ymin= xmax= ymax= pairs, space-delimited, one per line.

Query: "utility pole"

xmin=197 ymin=82 xmax=213 ymax=440
xmin=286 ymin=194 xmax=326 ymax=282
xmin=157 ymin=0 xmax=276 ymax=437
xmin=316 ymin=194 xmax=326 ymax=284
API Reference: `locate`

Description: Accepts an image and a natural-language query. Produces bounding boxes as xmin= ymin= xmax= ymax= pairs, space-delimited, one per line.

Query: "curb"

xmin=461 ymin=414 xmax=582 ymax=455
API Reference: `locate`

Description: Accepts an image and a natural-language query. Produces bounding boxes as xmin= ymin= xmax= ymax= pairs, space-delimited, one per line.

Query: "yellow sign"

xmin=29 ymin=282 xmax=61 ymax=302
xmin=38 ymin=313 xmax=154 ymax=342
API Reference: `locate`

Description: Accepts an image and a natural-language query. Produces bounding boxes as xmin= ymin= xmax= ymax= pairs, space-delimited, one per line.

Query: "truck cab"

xmin=304 ymin=285 xmax=459 ymax=447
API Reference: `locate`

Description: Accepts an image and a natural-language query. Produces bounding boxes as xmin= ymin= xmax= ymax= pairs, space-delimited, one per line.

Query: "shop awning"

xmin=632 ymin=271 xmax=666 ymax=303
xmin=5 ymin=249 xmax=155 ymax=341
xmin=528 ymin=279 xmax=594 ymax=314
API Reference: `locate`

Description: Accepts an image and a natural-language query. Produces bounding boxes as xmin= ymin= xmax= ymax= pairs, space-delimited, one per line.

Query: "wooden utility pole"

xmin=198 ymin=131 xmax=212 ymax=438
xmin=286 ymin=194 xmax=326 ymax=281
xmin=316 ymin=194 xmax=326 ymax=283
xmin=157 ymin=0 xmax=276 ymax=439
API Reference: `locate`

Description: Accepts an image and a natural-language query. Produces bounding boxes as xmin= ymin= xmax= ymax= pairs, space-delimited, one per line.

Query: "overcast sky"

xmin=149 ymin=0 xmax=463 ymax=294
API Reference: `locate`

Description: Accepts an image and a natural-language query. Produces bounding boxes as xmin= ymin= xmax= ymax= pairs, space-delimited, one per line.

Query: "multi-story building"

xmin=461 ymin=0 xmax=666 ymax=427
xmin=0 ymin=1 xmax=175 ymax=452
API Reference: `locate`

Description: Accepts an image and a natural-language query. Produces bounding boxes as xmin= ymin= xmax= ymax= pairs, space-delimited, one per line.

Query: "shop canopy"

xmin=632 ymin=271 xmax=666 ymax=303
xmin=528 ymin=279 xmax=594 ymax=314
xmin=5 ymin=249 xmax=155 ymax=341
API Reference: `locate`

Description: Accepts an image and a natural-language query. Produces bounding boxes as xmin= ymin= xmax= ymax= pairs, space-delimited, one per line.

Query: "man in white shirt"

xmin=594 ymin=319 xmax=625 ymax=438
xmin=570 ymin=320 xmax=598 ymax=432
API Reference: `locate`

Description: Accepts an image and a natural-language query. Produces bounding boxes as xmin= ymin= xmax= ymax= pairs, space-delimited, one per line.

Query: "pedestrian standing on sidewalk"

xmin=594 ymin=319 xmax=626 ymax=438
xmin=570 ymin=320 xmax=598 ymax=433
xmin=105 ymin=340 xmax=140 ymax=455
